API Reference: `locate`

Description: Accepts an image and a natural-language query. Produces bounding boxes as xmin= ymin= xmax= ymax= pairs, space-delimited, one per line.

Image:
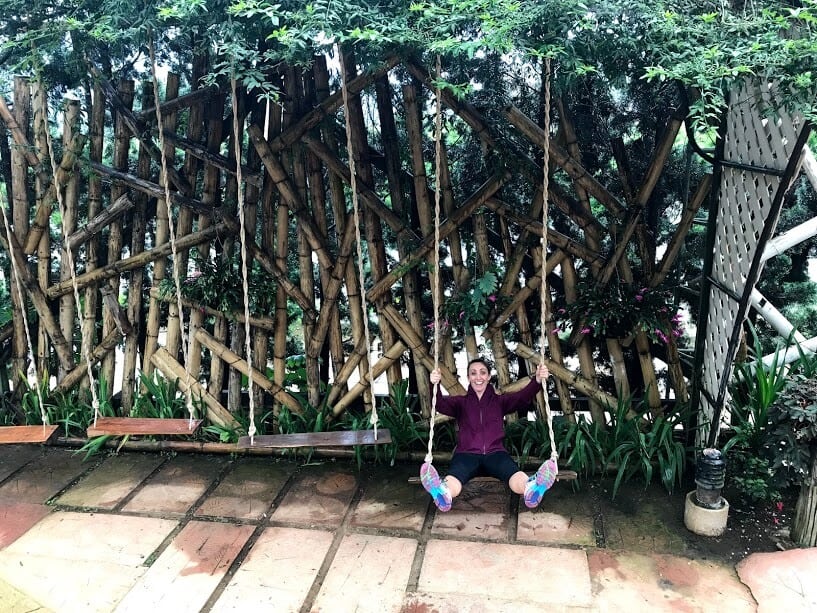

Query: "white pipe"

xmin=750 ymin=289 xmax=807 ymax=343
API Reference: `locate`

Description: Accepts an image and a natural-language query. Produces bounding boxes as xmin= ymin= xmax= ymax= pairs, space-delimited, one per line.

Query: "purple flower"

xmin=581 ymin=327 xmax=592 ymax=335
xmin=656 ymin=329 xmax=669 ymax=343
xmin=635 ymin=294 xmax=644 ymax=302
xmin=488 ymin=294 xmax=497 ymax=302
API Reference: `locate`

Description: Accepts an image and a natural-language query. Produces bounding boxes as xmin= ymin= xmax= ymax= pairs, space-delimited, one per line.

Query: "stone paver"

xmin=431 ymin=479 xmax=510 ymax=540
xmin=211 ymin=526 xmax=334 ymax=612
xmin=311 ymin=533 xmax=417 ymax=612
xmin=589 ymin=549 xmax=756 ymax=612
xmin=602 ymin=499 xmax=689 ymax=555
xmin=195 ymin=457 xmax=291 ymax=520
xmin=518 ymin=480 xmax=596 ymax=546
xmin=0 ymin=574 xmax=52 ymax=613
xmin=403 ymin=591 xmax=594 ymax=612
xmin=0 ymin=511 xmax=177 ymax=613
xmin=0 ymin=445 xmax=40 ymax=483
xmin=122 ymin=453 xmax=226 ymax=515
xmin=271 ymin=467 xmax=357 ymax=528
xmin=115 ymin=520 xmax=254 ymax=613
xmin=55 ymin=453 xmax=165 ymax=509
xmin=736 ymin=548 xmax=817 ymax=613
xmin=419 ymin=539 xmax=593 ymax=607
xmin=0 ymin=501 xmax=51 ymax=550
xmin=0 ymin=448 xmax=87 ymax=503
xmin=352 ymin=465 xmax=427 ymax=533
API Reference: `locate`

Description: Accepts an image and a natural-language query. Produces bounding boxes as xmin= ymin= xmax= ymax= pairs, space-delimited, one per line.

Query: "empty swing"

xmin=88 ymin=41 xmax=202 ymax=438
xmin=237 ymin=47 xmax=390 ymax=449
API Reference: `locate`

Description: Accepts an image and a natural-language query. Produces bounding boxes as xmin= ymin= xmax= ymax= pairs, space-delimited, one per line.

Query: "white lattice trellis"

xmin=697 ymin=80 xmax=809 ymax=447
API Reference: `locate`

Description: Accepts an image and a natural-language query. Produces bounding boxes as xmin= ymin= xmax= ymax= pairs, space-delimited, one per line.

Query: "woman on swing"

xmin=421 ymin=358 xmax=558 ymax=512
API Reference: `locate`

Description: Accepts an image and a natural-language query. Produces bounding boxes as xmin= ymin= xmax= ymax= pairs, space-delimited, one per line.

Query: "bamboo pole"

xmin=400 ymin=79 xmax=435 ymax=412
xmin=101 ymin=79 xmax=134 ymax=394
xmin=120 ymin=83 xmax=155 ymax=412
xmin=561 ymin=258 xmax=608 ymax=425
xmin=312 ymin=56 xmax=345 ymax=388
xmin=149 ymin=288 xmax=275 ymax=330
xmin=9 ymin=77 xmax=30 ymax=387
xmin=331 ymin=341 xmax=408 ymax=416
xmin=150 ymin=346 xmax=240 ymax=429
xmin=57 ymin=98 xmax=81 ymax=383
xmin=343 ymin=50 xmax=400 ymax=391
xmin=195 ymin=329 xmax=301 ymax=415
xmin=31 ymin=82 xmax=50 ymax=377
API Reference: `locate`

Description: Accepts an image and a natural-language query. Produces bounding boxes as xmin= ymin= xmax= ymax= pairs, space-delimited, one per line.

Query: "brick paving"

xmin=0 ymin=445 xmax=814 ymax=612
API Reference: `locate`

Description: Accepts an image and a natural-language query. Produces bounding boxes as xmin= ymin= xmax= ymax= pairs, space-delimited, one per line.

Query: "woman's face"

xmin=467 ymin=362 xmax=490 ymax=396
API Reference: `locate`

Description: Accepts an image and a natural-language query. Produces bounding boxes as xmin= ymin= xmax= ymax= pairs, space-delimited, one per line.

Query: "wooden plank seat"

xmin=0 ymin=425 xmax=59 ymax=445
xmin=236 ymin=429 xmax=392 ymax=449
xmin=86 ymin=417 xmax=203 ymax=438
xmin=408 ymin=469 xmax=578 ymax=484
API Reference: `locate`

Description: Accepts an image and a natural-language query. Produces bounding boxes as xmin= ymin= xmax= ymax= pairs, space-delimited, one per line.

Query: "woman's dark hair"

xmin=467 ymin=357 xmax=492 ymax=372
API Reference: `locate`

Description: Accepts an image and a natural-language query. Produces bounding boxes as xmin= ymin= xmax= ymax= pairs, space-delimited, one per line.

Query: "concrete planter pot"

xmin=684 ymin=490 xmax=729 ymax=537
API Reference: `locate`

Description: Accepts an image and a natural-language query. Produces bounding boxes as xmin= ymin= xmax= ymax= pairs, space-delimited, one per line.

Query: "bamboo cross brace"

xmin=367 ymin=172 xmax=509 ymax=303
xmin=46 ymin=221 xmax=230 ymax=299
xmin=331 ymin=340 xmax=407 ymax=416
xmin=301 ymin=134 xmax=423 ymax=247
xmin=66 ymin=194 xmax=134 ymax=253
xmin=504 ymin=105 xmax=626 ymax=219
xmin=511 ymin=341 xmax=617 ymax=409
xmin=219 ymin=216 xmax=317 ymax=320
xmin=54 ymin=328 xmax=121 ymax=393
xmin=247 ymin=124 xmax=334 ymax=270
xmin=149 ymin=288 xmax=276 ymax=331
xmin=0 ymin=213 xmax=75 ymax=370
xmin=88 ymin=65 xmax=191 ymax=195
xmin=482 ymin=197 xmax=604 ymax=266
xmin=267 ymin=57 xmax=400 ymax=154
xmin=195 ymin=328 xmax=302 ymax=415
xmin=306 ymin=216 xmax=359 ymax=360
xmin=150 ymin=347 xmax=240 ymax=429
xmin=380 ymin=304 xmax=466 ymax=394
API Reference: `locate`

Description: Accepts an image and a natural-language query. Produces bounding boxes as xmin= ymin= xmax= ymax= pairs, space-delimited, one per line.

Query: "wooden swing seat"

xmin=0 ymin=425 xmax=59 ymax=445
xmin=236 ymin=429 xmax=392 ymax=449
xmin=408 ymin=469 xmax=578 ymax=485
xmin=87 ymin=417 xmax=203 ymax=438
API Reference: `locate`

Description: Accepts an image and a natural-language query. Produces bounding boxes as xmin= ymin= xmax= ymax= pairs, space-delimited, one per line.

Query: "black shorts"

xmin=446 ymin=451 xmax=521 ymax=485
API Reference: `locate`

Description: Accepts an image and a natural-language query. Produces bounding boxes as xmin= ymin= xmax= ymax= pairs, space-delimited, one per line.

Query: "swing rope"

xmin=539 ymin=57 xmax=558 ymax=465
xmin=39 ymin=84 xmax=101 ymax=424
xmin=338 ymin=46 xmax=378 ymax=438
xmin=0 ymin=193 xmax=47 ymax=426
xmin=424 ymin=55 xmax=444 ymax=465
xmin=149 ymin=36 xmax=196 ymax=427
xmin=230 ymin=75 xmax=257 ymax=445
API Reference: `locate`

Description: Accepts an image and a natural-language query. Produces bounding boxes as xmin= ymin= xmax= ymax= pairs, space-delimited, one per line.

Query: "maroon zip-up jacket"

xmin=433 ymin=376 xmax=541 ymax=454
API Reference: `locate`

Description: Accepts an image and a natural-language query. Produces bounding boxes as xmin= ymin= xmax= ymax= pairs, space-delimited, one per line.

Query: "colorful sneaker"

xmin=420 ymin=462 xmax=452 ymax=512
xmin=523 ymin=458 xmax=558 ymax=508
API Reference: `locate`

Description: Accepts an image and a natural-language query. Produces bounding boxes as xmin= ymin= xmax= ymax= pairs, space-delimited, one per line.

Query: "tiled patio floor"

xmin=0 ymin=445 xmax=815 ymax=612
